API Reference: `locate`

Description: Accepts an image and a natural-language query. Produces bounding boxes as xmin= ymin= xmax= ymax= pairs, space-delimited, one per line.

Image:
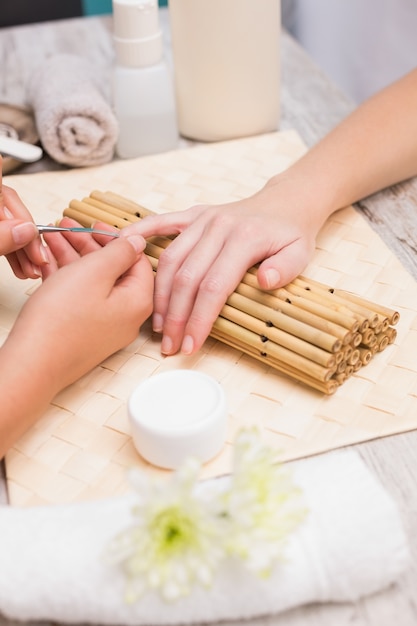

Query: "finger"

xmin=256 ymin=238 xmax=314 ymax=290
xmin=0 ymin=220 xmax=39 ymax=256
xmin=40 ymin=247 xmax=59 ymax=279
xmin=41 ymin=231 xmax=81 ymax=267
xmin=1 ymin=185 xmax=34 ymax=222
xmin=0 ymin=220 xmax=46 ymax=276
xmin=176 ymin=238 xmax=265 ymax=356
xmin=14 ymin=248 xmax=43 ymax=279
xmin=90 ymin=220 xmax=120 ymax=246
xmin=159 ymin=214 xmax=271 ymax=355
xmin=81 ymin=234 xmax=147 ymax=291
xmin=111 ymin=253 xmax=154 ymax=319
xmin=0 ymin=177 xmax=48 ymax=267
xmin=42 ymin=218 xmax=103 ymax=268
xmin=122 ymin=204 xmax=206 ymax=239
xmin=5 ymin=253 xmax=26 ymax=279
xmin=151 ymin=218 xmax=209 ymax=334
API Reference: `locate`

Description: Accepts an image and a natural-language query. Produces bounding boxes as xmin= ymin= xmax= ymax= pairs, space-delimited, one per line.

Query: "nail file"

xmin=0 ymin=136 xmax=43 ymax=163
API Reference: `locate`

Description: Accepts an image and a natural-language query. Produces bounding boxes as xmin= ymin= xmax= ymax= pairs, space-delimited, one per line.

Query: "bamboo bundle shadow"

xmin=62 ymin=190 xmax=400 ymax=395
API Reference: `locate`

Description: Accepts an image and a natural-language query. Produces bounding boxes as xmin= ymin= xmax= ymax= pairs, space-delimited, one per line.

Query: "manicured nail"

xmin=264 ymin=268 xmax=280 ymax=289
xmin=153 ymin=313 xmax=164 ymax=333
xmin=32 ymin=264 xmax=42 ymax=277
xmin=181 ymin=335 xmax=194 ymax=355
xmin=39 ymin=243 xmax=50 ymax=264
xmin=161 ymin=335 xmax=173 ymax=355
xmin=125 ymin=234 xmax=145 ymax=253
xmin=11 ymin=222 xmax=38 ymax=245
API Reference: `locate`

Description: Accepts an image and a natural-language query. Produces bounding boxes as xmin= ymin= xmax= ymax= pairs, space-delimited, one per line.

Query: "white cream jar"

xmin=128 ymin=370 xmax=227 ymax=469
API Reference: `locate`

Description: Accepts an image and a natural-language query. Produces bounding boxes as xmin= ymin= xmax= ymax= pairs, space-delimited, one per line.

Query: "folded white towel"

xmin=26 ymin=54 xmax=118 ymax=167
xmin=0 ymin=450 xmax=409 ymax=624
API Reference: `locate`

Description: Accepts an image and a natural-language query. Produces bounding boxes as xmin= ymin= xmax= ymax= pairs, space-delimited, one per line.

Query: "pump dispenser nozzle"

xmin=113 ymin=0 xmax=163 ymax=67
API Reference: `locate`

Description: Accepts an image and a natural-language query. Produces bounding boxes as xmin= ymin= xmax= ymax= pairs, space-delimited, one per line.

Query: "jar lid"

xmin=128 ymin=370 xmax=227 ymax=469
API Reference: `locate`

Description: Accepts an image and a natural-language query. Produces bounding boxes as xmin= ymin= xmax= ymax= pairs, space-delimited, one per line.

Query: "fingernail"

xmin=125 ymin=234 xmax=145 ymax=253
xmin=181 ymin=335 xmax=194 ymax=355
xmin=4 ymin=206 xmax=13 ymax=219
xmin=161 ymin=335 xmax=173 ymax=355
xmin=40 ymin=244 xmax=49 ymax=264
xmin=12 ymin=222 xmax=38 ymax=245
xmin=264 ymin=268 xmax=280 ymax=289
xmin=32 ymin=264 xmax=42 ymax=277
xmin=153 ymin=313 xmax=164 ymax=333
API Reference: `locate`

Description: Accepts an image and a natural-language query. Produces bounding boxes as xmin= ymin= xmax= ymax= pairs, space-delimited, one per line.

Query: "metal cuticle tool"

xmin=36 ymin=225 xmax=120 ymax=237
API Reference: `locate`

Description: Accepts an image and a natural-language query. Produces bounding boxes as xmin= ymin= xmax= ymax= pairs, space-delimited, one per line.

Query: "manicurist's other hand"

xmin=0 ymin=161 xmax=50 ymax=278
xmin=0 ymin=233 xmax=154 ymax=456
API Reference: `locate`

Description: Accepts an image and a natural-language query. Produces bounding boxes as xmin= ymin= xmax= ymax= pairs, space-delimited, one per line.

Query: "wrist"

xmin=264 ymin=167 xmax=338 ymax=234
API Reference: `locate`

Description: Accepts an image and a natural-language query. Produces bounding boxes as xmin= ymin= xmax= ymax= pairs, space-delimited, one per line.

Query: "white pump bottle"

xmin=112 ymin=0 xmax=178 ymax=158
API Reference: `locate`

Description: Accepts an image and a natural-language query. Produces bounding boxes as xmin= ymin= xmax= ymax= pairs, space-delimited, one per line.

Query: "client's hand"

xmin=123 ymin=175 xmax=321 ymax=357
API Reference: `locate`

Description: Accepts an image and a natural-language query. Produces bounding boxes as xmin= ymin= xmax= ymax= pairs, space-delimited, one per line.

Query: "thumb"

xmin=0 ymin=220 xmax=39 ymax=255
xmin=86 ymin=234 xmax=147 ymax=281
xmin=257 ymin=240 xmax=313 ymax=290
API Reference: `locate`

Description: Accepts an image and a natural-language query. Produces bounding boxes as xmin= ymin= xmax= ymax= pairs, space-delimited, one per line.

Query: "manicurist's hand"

xmin=0 ymin=161 xmax=50 ymax=278
xmin=0 ymin=233 xmax=154 ymax=457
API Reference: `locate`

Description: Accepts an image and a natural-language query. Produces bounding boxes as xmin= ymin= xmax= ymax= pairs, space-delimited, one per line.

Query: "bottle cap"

xmin=112 ymin=0 xmax=163 ymax=67
xmin=128 ymin=370 xmax=228 ymax=469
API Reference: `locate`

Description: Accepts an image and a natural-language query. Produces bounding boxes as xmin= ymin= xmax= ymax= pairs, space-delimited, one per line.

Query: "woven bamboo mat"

xmin=3 ymin=129 xmax=417 ymax=507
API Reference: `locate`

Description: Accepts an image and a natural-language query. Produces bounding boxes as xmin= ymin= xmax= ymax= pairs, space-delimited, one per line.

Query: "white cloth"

xmin=0 ymin=450 xmax=409 ymax=624
xmin=27 ymin=54 xmax=118 ymax=167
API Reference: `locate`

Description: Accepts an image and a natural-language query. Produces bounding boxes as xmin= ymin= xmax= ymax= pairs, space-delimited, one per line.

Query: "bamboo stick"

xmin=289 ymin=279 xmax=375 ymax=328
xmin=243 ymin=272 xmax=360 ymax=333
xmin=211 ymin=322 xmax=339 ymax=394
xmin=83 ymin=198 xmax=140 ymax=224
xmin=332 ymin=288 xmax=400 ymax=326
xmin=385 ymin=327 xmax=397 ymax=344
xmin=358 ymin=347 xmax=373 ymax=365
xmin=226 ymin=292 xmax=342 ymax=354
xmin=377 ymin=334 xmax=390 ymax=352
xmin=297 ymin=275 xmax=383 ymax=327
xmin=353 ymin=360 xmax=363 ymax=373
xmin=91 ymin=190 xmax=155 ymax=218
xmin=220 ymin=302 xmax=337 ymax=368
xmin=235 ymin=282 xmax=347 ymax=346
xmin=214 ymin=315 xmax=335 ymax=382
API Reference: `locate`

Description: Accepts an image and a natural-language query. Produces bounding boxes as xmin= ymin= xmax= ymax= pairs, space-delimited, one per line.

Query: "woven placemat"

xmin=3 ymin=129 xmax=417 ymax=507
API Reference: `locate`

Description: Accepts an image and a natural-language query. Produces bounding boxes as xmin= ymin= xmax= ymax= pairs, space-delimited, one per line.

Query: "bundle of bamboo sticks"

xmin=62 ymin=190 xmax=399 ymax=395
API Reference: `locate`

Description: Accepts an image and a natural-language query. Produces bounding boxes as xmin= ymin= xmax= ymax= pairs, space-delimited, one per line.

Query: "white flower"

xmin=222 ymin=428 xmax=308 ymax=576
xmin=107 ymin=457 xmax=227 ymax=602
xmin=108 ymin=428 xmax=307 ymax=603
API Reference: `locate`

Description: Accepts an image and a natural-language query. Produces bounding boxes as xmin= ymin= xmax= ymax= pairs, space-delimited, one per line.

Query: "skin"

xmin=121 ymin=67 xmax=417 ymax=357
xmin=0 ymin=177 xmax=49 ymax=278
xmin=0 ymin=166 xmax=154 ymax=458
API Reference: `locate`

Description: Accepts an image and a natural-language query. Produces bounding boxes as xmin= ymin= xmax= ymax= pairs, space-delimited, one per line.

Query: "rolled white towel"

xmin=27 ymin=54 xmax=118 ymax=167
xmin=0 ymin=450 xmax=409 ymax=624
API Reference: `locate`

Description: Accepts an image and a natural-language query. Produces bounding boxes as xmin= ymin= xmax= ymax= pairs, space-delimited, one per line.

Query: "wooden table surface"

xmin=1 ymin=10 xmax=417 ymax=626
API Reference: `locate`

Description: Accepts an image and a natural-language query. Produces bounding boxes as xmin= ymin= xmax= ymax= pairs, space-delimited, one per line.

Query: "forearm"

xmin=271 ymin=68 xmax=417 ymax=221
xmin=0 ymin=339 xmax=60 ymax=458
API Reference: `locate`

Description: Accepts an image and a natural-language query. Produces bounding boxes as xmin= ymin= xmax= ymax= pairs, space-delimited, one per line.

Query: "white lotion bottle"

xmin=169 ymin=0 xmax=281 ymax=142
xmin=112 ymin=0 xmax=179 ymax=158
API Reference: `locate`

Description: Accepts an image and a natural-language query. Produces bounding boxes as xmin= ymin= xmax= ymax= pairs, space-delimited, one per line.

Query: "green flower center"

xmin=152 ymin=506 xmax=199 ymax=557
